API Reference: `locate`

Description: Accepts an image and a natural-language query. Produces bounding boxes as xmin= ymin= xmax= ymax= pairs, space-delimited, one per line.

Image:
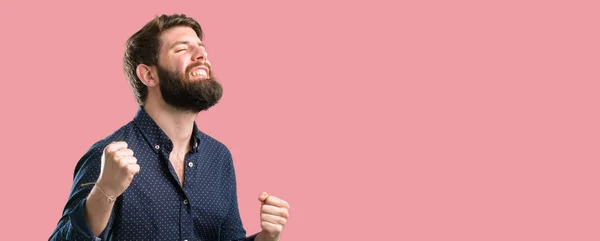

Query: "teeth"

xmin=191 ymin=69 xmax=207 ymax=77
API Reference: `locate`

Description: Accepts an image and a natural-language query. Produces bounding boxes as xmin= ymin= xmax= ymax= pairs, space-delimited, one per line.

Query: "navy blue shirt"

xmin=49 ymin=107 xmax=257 ymax=241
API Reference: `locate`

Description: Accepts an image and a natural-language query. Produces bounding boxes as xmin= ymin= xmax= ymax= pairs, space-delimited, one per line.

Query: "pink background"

xmin=1 ymin=0 xmax=599 ymax=240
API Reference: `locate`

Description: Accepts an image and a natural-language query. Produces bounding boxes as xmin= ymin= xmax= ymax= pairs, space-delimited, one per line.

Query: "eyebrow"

xmin=170 ymin=41 xmax=205 ymax=49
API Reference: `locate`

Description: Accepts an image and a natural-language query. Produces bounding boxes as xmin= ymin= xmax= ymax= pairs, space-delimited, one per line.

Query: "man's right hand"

xmin=96 ymin=141 xmax=140 ymax=197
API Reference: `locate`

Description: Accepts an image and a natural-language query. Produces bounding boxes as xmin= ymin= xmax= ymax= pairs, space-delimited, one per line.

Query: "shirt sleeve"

xmin=219 ymin=148 xmax=259 ymax=241
xmin=48 ymin=142 xmax=113 ymax=241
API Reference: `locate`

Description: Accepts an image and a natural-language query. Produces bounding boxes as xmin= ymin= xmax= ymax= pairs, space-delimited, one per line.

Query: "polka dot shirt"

xmin=49 ymin=107 xmax=257 ymax=241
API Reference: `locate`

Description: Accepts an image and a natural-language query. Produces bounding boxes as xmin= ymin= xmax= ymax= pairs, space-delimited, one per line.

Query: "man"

xmin=49 ymin=14 xmax=290 ymax=241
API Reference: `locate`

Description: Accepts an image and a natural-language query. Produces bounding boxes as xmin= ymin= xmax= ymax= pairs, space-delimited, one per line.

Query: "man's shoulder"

xmin=84 ymin=120 xmax=139 ymax=154
xmin=198 ymin=130 xmax=232 ymax=155
xmin=72 ymin=121 xmax=138 ymax=176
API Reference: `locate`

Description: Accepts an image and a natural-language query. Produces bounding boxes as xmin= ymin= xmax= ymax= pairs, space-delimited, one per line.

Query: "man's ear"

xmin=136 ymin=64 xmax=158 ymax=87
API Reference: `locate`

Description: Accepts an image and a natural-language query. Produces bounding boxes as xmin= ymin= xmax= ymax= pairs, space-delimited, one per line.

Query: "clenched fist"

xmin=256 ymin=192 xmax=290 ymax=241
xmin=96 ymin=141 xmax=140 ymax=199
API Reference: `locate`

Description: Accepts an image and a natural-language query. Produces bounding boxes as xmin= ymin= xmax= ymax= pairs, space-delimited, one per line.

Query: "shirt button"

xmin=154 ymin=144 xmax=160 ymax=150
xmin=183 ymin=199 xmax=189 ymax=205
xmin=188 ymin=162 xmax=194 ymax=168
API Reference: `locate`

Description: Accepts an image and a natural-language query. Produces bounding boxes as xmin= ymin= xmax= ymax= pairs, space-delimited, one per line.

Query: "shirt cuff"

xmin=68 ymin=198 xmax=103 ymax=241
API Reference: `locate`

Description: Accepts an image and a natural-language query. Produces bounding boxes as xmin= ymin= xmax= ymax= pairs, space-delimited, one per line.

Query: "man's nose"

xmin=192 ymin=47 xmax=208 ymax=62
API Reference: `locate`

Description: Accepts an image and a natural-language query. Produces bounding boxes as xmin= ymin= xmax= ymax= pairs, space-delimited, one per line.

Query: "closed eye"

xmin=175 ymin=49 xmax=187 ymax=53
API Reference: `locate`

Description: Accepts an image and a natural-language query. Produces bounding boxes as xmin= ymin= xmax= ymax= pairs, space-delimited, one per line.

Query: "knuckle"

xmin=112 ymin=153 xmax=122 ymax=162
xmin=118 ymin=160 xmax=128 ymax=169
xmin=132 ymin=164 xmax=140 ymax=172
xmin=104 ymin=143 xmax=115 ymax=153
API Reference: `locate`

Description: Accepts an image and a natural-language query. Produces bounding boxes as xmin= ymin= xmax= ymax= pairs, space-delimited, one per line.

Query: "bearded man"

xmin=49 ymin=14 xmax=290 ymax=241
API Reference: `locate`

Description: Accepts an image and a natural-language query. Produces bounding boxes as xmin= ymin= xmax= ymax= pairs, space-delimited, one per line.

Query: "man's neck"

xmin=143 ymin=99 xmax=197 ymax=154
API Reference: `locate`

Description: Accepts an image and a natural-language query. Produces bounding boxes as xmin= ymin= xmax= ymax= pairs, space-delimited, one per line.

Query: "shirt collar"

xmin=132 ymin=106 xmax=201 ymax=154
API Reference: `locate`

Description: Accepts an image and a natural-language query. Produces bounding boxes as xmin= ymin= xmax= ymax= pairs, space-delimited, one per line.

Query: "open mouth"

xmin=190 ymin=66 xmax=209 ymax=79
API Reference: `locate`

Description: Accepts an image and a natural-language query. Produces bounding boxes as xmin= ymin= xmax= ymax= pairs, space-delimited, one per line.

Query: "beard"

xmin=156 ymin=62 xmax=223 ymax=113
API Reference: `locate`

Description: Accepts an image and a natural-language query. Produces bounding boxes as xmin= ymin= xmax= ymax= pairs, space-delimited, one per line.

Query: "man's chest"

xmin=169 ymin=152 xmax=186 ymax=185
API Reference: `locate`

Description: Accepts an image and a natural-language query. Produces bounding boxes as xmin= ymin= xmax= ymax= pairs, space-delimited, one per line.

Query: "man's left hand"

xmin=256 ymin=192 xmax=290 ymax=241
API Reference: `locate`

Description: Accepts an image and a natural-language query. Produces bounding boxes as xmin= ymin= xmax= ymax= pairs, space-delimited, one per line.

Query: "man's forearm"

xmin=85 ymin=185 xmax=115 ymax=237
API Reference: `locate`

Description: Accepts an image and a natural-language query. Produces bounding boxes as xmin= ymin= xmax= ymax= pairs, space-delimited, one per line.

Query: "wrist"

xmin=95 ymin=178 xmax=121 ymax=196
xmin=255 ymin=230 xmax=280 ymax=241
xmin=94 ymin=183 xmax=117 ymax=203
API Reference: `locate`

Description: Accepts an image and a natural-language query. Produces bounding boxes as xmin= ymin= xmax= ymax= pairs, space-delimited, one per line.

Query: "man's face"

xmin=155 ymin=26 xmax=222 ymax=113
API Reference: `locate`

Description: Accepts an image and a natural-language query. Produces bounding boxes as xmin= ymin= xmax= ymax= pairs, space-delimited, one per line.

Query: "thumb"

xmin=258 ymin=192 xmax=269 ymax=202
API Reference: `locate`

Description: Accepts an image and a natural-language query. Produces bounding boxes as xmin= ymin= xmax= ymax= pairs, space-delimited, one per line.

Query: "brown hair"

xmin=123 ymin=13 xmax=204 ymax=106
